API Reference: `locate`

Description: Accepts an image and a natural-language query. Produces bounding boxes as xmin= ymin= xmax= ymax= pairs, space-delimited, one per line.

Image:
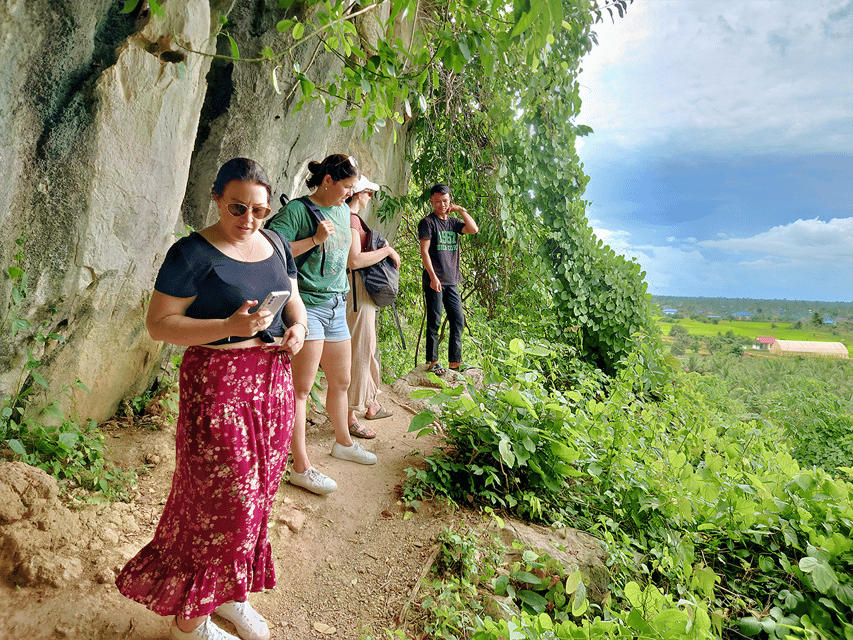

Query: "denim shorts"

xmin=305 ymin=293 xmax=351 ymax=342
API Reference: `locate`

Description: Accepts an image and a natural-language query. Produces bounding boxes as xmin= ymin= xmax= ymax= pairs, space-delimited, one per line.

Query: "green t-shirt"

xmin=267 ymin=198 xmax=351 ymax=307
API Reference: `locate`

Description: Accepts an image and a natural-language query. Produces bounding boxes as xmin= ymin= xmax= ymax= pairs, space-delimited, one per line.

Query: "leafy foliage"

xmin=404 ymin=336 xmax=853 ymax=638
xmin=404 ymin=337 xmax=608 ymax=524
xmin=651 ymin=295 xmax=853 ymax=325
xmin=269 ymin=0 xmax=605 ymax=138
xmin=692 ymin=354 xmax=853 ymax=474
xmin=1 ymin=233 xmax=30 ymax=341
xmin=416 ymin=526 xmax=497 ymax=639
xmin=395 ymin=0 xmax=651 ymax=374
xmin=499 ymin=548 xmax=593 ymax=622
xmin=371 ymin=518 xmax=716 ymax=640
xmin=172 ymin=0 xmax=649 ymax=373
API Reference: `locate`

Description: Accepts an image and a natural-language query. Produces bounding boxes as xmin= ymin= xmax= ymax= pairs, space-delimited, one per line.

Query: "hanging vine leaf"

xmin=299 ymin=77 xmax=315 ymax=97
xmin=227 ymin=34 xmax=239 ymax=60
xmin=271 ymin=66 xmax=281 ymax=94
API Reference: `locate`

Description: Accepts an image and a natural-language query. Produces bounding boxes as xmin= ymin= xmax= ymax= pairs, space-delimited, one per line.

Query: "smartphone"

xmin=257 ymin=290 xmax=290 ymax=317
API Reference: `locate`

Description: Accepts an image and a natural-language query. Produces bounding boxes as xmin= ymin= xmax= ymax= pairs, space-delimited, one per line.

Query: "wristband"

xmin=311 ymin=235 xmax=318 ymax=246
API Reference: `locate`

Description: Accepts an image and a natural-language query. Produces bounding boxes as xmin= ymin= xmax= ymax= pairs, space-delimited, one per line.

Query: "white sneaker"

xmin=331 ymin=441 xmax=377 ymax=465
xmin=171 ymin=616 xmax=239 ymax=640
xmin=214 ymin=600 xmax=271 ymax=640
xmin=288 ymin=467 xmax=338 ymax=494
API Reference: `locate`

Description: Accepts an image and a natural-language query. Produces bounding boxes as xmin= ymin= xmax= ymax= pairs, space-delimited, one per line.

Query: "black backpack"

xmin=350 ymin=214 xmax=399 ymax=309
xmin=267 ymin=194 xmax=327 ymax=276
xmin=350 ymin=214 xmax=406 ymax=349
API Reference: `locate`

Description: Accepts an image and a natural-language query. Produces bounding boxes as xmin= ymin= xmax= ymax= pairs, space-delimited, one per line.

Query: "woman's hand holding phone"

xmin=225 ymin=300 xmax=272 ymax=338
xmin=225 ymin=290 xmax=289 ymax=339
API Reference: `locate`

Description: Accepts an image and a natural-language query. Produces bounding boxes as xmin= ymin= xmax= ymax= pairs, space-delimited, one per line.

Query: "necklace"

xmin=221 ymin=228 xmax=255 ymax=262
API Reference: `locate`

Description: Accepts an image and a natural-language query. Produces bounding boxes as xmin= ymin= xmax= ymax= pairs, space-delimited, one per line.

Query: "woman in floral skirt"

xmin=116 ymin=158 xmax=307 ymax=640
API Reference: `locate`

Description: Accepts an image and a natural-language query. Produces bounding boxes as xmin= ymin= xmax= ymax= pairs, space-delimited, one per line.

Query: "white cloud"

xmin=573 ymin=1 xmax=852 ymax=301
xmin=588 ymin=224 xmax=715 ymax=293
xmin=578 ymin=0 xmax=853 ymax=158
xmin=700 ymin=217 xmax=853 ymax=262
xmin=591 ymin=225 xmax=631 ymax=250
xmin=589 ymin=219 xmax=852 ymax=300
xmin=737 ymin=258 xmax=777 ymax=269
xmin=627 ymin=244 xmax=712 ymax=294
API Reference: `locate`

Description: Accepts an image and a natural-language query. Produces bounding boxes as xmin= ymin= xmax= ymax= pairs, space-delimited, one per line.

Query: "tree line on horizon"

xmin=651 ymin=295 xmax=853 ymax=323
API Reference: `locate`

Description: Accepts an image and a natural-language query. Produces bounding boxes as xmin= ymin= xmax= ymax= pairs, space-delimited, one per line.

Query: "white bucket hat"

xmin=353 ymin=175 xmax=380 ymax=194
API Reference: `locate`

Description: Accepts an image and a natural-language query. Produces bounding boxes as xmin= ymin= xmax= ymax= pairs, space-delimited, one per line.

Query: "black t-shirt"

xmin=154 ymin=230 xmax=297 ymax=344
xmin=418 ymin=213 xmax=466 ymax=286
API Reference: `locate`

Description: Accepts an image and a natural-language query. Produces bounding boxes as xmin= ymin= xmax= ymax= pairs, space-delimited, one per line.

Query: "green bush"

xmin=768 ymin=380 xmax=853 ymax=472
xmin=404 ymin=337 xmax=610 ymax=525
xmin=692 ymin=355 xmax=853 ymax=474
xmin=405 ymin=335 xmax=853 ymax=638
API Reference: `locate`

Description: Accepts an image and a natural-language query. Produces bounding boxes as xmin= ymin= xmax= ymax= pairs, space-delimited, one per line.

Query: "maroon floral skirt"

xmin=116 ymin=345 xmax=294 ymax=618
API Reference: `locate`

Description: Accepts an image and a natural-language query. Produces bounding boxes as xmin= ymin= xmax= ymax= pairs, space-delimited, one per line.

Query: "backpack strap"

xmin=294 ymin=196 xmax=327 ymax=276
xmin=256 ymin=228 xmax=291 ymax=344
xmin=350 ymin=269 xmax=359 ymax=313
xmin=264 ymin=193 xmax=291 ymax=230
xmin=261 ymin=228 xmax=288 ymax=269
xmin=297 ymin=195 xmax=325 ymax=221
xmin=353 ymin=213 xmax=372 ymax=259
xmin=354 ymin=212 xmax=369 ymax=233
xmin=350 ymin=213 xmax=367 ymax=315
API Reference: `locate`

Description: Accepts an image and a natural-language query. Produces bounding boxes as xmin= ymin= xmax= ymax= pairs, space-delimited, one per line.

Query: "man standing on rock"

xmin=418 ymin=183 xmax=479 ymax=376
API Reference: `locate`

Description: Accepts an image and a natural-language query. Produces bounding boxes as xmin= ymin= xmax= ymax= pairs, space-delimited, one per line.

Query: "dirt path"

xmin=0 ymin=377 xmax=460 ymax=640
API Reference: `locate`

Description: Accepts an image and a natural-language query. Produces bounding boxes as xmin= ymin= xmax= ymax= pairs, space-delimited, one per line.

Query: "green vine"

xmin=1 ymin=232 xmax=31 ymax=343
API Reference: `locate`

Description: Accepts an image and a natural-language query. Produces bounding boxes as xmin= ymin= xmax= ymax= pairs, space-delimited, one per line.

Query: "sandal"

xmin=428 ymin=362 xmax=447 ymax=376
xmin=365 ymin=407 xmax=392 ymax=420
xmin=348 ymin=421 xmax=376 ymax=439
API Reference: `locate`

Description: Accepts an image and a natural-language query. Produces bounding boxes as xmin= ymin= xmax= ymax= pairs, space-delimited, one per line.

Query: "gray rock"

xmin=0 ymin=0 xmax=411 ymax=425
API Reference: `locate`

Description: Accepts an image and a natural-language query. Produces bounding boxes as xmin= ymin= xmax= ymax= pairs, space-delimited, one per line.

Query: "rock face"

xmin=494 ymin=520 xmax=611 ymax=604
xmin=0 ymin=0 xmax=410 ymax=423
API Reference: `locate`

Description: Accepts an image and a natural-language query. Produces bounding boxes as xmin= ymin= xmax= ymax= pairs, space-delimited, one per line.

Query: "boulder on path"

xmin=392 ymin=363 xmax=485 ymax=415
xmin=0 ymin=462 xmax=85 ymax=587
xmin=495 ymin=519 xmax=611 ymax=603
xmin=0 ymin=461 xmax=143 ymax=589
xmin=0 ymin=461 xmax=59 ymax=525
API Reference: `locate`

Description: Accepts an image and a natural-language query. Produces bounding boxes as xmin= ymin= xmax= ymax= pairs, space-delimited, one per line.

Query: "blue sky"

xmin=576 ymin=0 xmax=852 ymax=302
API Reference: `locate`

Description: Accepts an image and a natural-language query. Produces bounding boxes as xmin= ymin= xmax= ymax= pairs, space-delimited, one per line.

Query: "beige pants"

xmin=346 ymin=273 xmax=381 ymax=412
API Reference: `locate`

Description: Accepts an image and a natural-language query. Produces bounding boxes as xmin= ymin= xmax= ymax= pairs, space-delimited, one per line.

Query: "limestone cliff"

xmin=0 ymin=0 xmax=409 ymax=423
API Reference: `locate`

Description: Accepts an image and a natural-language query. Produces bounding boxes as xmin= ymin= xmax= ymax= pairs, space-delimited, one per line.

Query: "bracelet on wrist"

xmin=292 ymin=321 xmax=309 ymax=337
xmin=311 ymin=235 xmax=318 ymax=246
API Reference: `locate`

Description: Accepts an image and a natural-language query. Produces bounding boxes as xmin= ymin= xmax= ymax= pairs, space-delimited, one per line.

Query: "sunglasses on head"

xmin=226 ymin=202 xmax=271 ymax=219
xmin=335 ymin=154 xmax=358 ymax=170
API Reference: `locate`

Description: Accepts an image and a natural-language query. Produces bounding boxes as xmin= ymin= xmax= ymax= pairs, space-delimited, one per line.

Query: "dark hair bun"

xmin=305 ymin=154 xmax=360 ymax=189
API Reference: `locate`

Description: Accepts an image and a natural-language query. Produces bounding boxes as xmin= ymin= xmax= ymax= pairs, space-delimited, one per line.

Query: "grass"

xmin=654 ymin=316 xmax=853 ymax=351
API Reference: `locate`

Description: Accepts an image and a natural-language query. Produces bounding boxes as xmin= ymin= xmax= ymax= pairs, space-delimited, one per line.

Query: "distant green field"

xmin=653 ymin=316 xmax=853 ymax=351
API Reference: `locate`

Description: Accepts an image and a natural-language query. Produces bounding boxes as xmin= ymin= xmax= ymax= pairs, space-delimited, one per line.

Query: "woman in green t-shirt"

xmin=268 ymin=155 xmax=377 ymax=495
